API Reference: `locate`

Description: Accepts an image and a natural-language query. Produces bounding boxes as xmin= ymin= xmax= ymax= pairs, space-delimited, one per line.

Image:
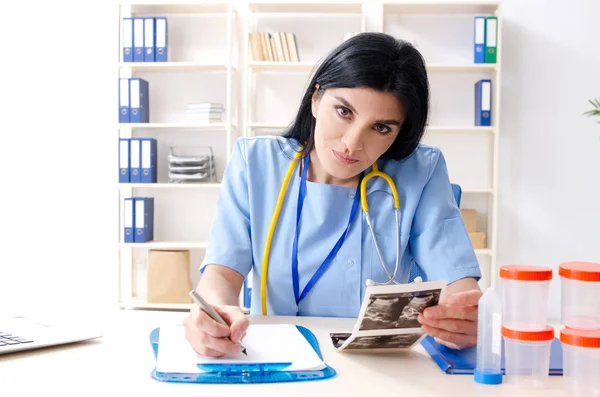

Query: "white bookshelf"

xmin=116 ymin=0 xmax=503 ymax=311
xmin=382 ymin=0 xmax=502 ymax=290
xmin=245 ymin=1 xmax=502 ymax=290
xmin=117 ymin=1 xmax=239 ymax=310
xmin=244 ymin=2 xmax=366 ymax=138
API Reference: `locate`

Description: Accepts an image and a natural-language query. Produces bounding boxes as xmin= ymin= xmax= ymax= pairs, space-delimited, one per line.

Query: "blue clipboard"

xmin=150 ymin=325 xmax=337 ymax=384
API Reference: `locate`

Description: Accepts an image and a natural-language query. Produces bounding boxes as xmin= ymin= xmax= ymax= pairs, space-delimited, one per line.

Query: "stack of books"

xmin=249 ymin=32 xmax=299 ymax=62
xmin=185 ymin=102 xmax=224 ymax=123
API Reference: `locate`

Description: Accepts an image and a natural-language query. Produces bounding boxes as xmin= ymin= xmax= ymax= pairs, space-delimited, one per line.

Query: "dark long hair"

xmin=282 ymin=32 xmax=429 ymax=161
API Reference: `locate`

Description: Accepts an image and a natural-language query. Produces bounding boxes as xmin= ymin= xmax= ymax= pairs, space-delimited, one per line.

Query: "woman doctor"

xmin=183 ymin=32 xmax=483 ymax=356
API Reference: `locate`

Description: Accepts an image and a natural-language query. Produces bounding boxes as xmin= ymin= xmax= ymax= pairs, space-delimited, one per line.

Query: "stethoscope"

xmin=260 ymin=148 xmax=402 ymax=315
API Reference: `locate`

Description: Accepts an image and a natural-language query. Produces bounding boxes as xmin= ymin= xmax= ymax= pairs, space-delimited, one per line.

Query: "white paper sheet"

xmin=156 ymin=324 xmax=326 ymax=374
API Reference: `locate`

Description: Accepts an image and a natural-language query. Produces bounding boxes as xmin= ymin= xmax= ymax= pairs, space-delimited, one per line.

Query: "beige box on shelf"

xmin=469 ymin=232 xmax=486 ymax=249
xmin=460 ymin=209 xmax=477 ymax=233
xmin=147 ymin=250 xmax=192 ymax=304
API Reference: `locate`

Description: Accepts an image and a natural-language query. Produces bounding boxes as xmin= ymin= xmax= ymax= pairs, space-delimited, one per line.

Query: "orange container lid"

xmin=502 ymin=326 xmax=554 ymax=341
xmin=560 ymin=328 xmax=600 ymax=348
xmin=559 ymin=262 xmax=600 ymax=282
xmin=499 ymin=265 xmax=553 ymax=281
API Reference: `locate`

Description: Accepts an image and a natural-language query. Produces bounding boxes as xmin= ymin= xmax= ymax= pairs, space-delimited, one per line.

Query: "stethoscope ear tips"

xmin=365 ymin=279 xmax=374 ymax=287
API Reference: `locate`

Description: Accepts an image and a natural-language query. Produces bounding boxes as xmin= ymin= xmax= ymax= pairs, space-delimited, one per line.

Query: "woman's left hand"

xmin=417 ymin=289 xmax=482 ymax=350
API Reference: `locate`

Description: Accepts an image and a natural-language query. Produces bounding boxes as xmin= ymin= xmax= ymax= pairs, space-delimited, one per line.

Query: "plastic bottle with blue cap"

xmin=474 ymin=287 xmax=503 ymax=385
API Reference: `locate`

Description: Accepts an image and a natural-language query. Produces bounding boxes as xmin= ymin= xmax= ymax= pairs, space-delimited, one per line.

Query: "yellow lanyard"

xmin=260 ymin=149 xmax=303 ymax=315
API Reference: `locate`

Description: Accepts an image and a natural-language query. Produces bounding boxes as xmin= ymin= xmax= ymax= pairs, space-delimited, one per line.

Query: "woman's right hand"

xmin=183 ymin=303 xmax=249 ymax=357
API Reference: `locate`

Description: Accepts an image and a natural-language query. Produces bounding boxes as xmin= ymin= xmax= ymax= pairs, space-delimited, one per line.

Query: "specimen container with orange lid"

xmin=559 ymin=261 xmax=600 ymax=330
xmin=560 ymin=327 xmax=600 ymax=396
xmin=502 ymin=325 xmax=554 ymax=388
xmin=499 ymin=265 xmax=553 ymax=331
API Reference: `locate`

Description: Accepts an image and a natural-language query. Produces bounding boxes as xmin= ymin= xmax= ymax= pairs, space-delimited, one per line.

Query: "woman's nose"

xmin=341 ymin=125 xmax=365 ymax=153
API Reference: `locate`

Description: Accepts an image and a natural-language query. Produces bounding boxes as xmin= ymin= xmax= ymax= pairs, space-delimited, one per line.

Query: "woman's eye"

xmin=336 ymin=106 xmax=351 ymax=118
xmin=375 ymin=124 xmax=391 ymax=134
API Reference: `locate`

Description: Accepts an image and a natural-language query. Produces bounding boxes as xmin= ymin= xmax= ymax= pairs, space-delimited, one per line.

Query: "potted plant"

xmin=584 ymin=98 xmax=600 ymax=123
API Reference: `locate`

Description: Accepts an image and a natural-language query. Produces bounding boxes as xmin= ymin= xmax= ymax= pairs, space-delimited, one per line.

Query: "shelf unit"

xmin=244 ymin=2 xmax=367 ymax=138
xmin=117 ymin=1 xmax=239 ymax=310
xmin=244 ymin=1 xmax=502 ymax=290
xmin=381 ymin=0 xmax=502 ymax=289
xmin=116 ymin=1 xmax=502 ymax=311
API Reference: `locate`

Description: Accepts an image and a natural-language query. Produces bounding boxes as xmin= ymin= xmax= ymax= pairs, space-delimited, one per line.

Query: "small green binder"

xmin=485 ymin=16 xmax=498 ymax=64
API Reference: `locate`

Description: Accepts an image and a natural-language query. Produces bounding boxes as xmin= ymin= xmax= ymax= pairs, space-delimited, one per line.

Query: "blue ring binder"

xmin=420 ymin=335 xmax=563 ymax=376
xmin=150 ymin=325 xmax=337 ymax=384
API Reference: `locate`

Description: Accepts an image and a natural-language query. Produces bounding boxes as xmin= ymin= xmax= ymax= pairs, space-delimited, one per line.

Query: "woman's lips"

xmin=333 ymin=150 xmax=358 ymax=164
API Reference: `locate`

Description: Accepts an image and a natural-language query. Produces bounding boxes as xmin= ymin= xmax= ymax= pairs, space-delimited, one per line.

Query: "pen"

xmin=189 ymin=289 xmax=247 ymax=356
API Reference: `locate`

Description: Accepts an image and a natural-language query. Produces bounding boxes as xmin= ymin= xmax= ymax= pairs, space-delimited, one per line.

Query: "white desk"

xmin=0 ymin=310 xmax=568 ymax=396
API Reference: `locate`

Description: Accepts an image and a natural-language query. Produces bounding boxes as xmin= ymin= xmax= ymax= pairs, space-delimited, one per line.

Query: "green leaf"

xmin=583 ymin=97 xmax=600 ymax=119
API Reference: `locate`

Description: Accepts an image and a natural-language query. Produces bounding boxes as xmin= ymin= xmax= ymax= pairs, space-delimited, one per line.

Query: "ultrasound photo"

xmin=344 ymin=333 xmax=423 ymax=350
xmin=358 ymin=288 xmax=441 ymax=331
xmin=329 ymin=332 xmax=352 ymax=349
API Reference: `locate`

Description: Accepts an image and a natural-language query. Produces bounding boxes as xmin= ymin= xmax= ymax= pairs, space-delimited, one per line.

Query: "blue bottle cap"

xmin=474 ymin=369 xmax=503 ymax=385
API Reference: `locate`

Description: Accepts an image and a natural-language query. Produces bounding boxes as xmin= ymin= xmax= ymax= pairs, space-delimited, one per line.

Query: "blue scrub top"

xmin=203 ymin=136 xmax=481 ymax=317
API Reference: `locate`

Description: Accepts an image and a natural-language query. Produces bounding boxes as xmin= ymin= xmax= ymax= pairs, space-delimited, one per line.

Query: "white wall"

xmin=497 ymin=0 xmax=600 ymax=321
xmin=0 ymin=0 xmax=598 ymax=322
xmin=0 ymin=2 xmax=119 ymax=319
